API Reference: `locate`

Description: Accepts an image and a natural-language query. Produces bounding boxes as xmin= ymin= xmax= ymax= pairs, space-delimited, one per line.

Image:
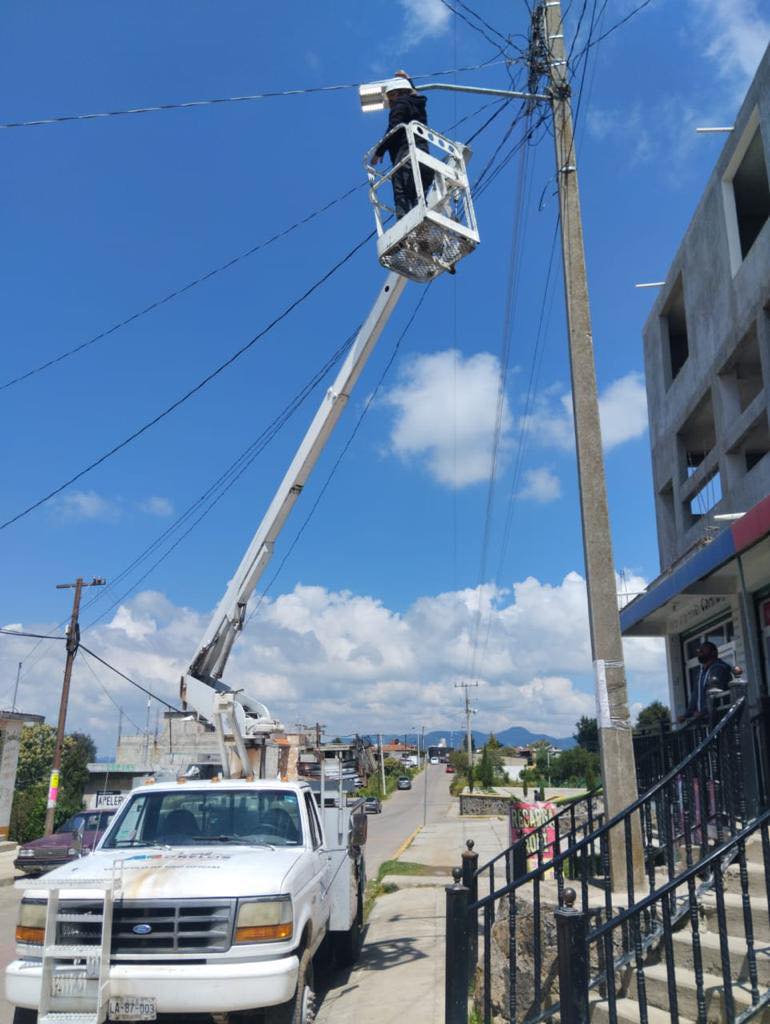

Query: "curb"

xmin=391 ymin=826 xmax=420 ymax=862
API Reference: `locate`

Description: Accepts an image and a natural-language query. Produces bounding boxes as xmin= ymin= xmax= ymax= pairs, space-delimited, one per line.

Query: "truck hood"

xmin=25 ymin=845 xmax=307 ymax=900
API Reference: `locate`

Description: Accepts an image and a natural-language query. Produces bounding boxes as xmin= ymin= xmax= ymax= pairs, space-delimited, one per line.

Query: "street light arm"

xmin=417 ymin=83 xmax=549 ymax=101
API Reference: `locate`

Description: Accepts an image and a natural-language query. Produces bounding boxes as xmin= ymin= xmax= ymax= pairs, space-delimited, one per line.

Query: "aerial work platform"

xmin=363 ymin=120 xmax=480 ymax=283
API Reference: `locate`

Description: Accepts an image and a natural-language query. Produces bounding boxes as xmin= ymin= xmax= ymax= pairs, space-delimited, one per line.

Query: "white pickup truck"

xmin=6 ymin=777 xmax=366 ymax=1024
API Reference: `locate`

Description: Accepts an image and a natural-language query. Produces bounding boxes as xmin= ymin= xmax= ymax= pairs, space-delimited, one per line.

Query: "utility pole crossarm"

xmin=185 ymin=272 xmax=407 ymax=722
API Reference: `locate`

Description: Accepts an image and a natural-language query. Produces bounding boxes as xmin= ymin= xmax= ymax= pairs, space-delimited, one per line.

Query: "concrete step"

xmin=591 ymin=995 xmax=694 ymax=1024
xmin=702 ymin=890 xmax=770 ymax=942
xmin=628 ymin=962 xmax=770 ymax=1023
xmin=671 ymin=927 xmax=770 ymax=986
xmin=724 ymin=857 xmax=768 ymax=897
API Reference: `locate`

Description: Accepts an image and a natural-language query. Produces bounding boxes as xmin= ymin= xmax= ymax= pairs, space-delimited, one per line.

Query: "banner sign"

xmin=510 ymin=800 xmax=557 ymax=870
xmin=47 ymin=769 xmax=60 ymax=810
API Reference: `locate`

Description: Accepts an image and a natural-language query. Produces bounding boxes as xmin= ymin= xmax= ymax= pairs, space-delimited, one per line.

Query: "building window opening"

xmin=718 ymin=321 xmax=764 ymax=415
xmin=727 ymin=409 xmax=770 ymax=477
xmin=687 ymin=468 xmax=722 ymax=520
xmin=732 ymin=127 xmax=770 ymax=260
xmin=678 ymin=391 xmax=716 ymax=485
xmin=661 ymin=275 xmax=689 ymax=386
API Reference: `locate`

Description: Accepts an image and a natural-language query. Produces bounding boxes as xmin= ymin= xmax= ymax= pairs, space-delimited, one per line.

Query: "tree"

xmin=477 ymin=745 xmax=495 ymax=790
xmin=635 ymin=701 xmax=671 ymax=732
xmin=574 ymin=716 xmax=598 ymax=752
xmin=549 ymin=747 xmax=601 ymax=788
xmin=10 ymin=724 xmax=96 ymax=843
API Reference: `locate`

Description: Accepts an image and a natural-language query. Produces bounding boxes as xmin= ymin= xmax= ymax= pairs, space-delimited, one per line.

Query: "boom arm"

xmin=182 ymin=271 xmax=407 ymax=739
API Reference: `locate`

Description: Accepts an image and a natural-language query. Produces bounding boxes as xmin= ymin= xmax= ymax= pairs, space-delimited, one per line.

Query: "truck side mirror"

xmin=349 ymin=812 xmax=368 ymax=848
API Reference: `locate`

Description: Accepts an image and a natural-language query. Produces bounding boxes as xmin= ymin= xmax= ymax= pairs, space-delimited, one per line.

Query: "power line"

xmin=81 ymin=330 xmax=358 ymax=628
xmin=0 ymin=58 xmax=512 ymax=131
xmin=245 ymin=285 xmax=433 ymax=627
xmin=79 ymin=645 xmax=180 ymax=711
xmin=1 ymin=183 xmax=364 ymax=393
xmin=0 ymin=627 xmax=66 ymax=640
xmin=80 ymin=653 xmax=144 ymax=734
xmin=0 ymin=230 xmax=375 ymax=532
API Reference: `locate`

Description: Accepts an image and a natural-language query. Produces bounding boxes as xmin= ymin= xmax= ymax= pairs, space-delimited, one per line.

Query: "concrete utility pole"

xmin=378 ymin=733 xmax=387 ymax=796
xmin=538 ymin=0 xmax=642 ymax=884
xmin=422 ymin=724 xmax=427 ymax=826
xmin=455 ymin=682 xmax=477 ymax=793
xmin=45 ymin=576 xmax=106 ymax=835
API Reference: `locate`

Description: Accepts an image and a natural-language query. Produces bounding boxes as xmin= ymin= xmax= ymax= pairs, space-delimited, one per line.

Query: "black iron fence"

xmin=445 ymin=687 xmax=769 ymax=1023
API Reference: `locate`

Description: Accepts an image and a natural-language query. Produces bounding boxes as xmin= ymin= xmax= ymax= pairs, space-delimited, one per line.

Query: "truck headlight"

xmin=235 ymin=897 xmax=292 ymax=943
xmin=16 ymin=900 xmax=46 ymax=945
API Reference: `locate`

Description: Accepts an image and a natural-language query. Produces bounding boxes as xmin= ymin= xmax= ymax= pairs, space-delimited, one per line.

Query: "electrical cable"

xmin=0 ymin=230 xmax=375 ymax=532
xmin=0 ymin=57 xmax=513 ymax=131
xmin=1 ymin=182 xmax=364 ymax=393
xmin=0 ymin=627 xmax=66 ymax=640
xmin=245 ymin=285 xmax=433 ymax=627
xmin=79 ymin=644 xmax=180 ymax=711
xmin=80 ymin=653 xmax=144 ymax=735
xmin=81 ymin=330 xmax=358 ymax=628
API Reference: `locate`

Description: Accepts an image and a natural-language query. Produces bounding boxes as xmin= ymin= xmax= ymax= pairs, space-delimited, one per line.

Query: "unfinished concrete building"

xmin=621 ymin=46 xmax=770 ymax=721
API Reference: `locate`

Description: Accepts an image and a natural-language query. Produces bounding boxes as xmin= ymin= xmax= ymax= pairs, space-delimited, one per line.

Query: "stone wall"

xmin=460 ymin=792 xmax=510 ymax=816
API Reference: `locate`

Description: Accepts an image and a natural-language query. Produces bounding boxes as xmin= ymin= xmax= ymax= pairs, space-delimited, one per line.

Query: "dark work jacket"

xmin=375 ymin=93 xmax=430 ymax=163
xmin=686 ymin=658 xmax=733 ymax=717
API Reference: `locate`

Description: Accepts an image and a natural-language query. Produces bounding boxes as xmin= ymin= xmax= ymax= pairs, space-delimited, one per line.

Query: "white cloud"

xmin=398 ymin=0 xmax=451 ymax=44
xmin=695 ymin=0 xmax=770 ymax=85
xmin=521 ymin=372 xmax=648 ymax=453
xmin=139 ymin=496 xmax=174 ymax=518
xmin=517 ymin=467 xmax=562 ymax=503
xmin=382 ymin=349 xmax=511 ymax=487
xmin=1 ymin=571 xmax=667 ymax=755
xmin=56 ymin=490 xmax=120 ymax=522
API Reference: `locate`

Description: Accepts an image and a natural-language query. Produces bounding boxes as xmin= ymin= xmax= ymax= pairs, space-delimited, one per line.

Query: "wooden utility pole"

xmin=44 ymin=576 xmax=106 ymax=835
xmin=538 ymin=0 xmax=642 ymax=884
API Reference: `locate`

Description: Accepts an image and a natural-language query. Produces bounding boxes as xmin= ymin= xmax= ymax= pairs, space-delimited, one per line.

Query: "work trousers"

xmin=391 ymin=145 xmax=435 ymax=219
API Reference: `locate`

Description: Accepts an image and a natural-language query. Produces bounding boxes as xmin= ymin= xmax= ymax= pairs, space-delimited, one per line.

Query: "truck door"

xmin=303 ymin=791 xmax=332 ymax=935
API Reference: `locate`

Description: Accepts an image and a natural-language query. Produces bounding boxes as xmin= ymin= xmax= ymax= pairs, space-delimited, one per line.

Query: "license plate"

xmin=108 ymin=997 xmax=157 ymax=1021
xmin=52 ymin=973 xmax=90 ymax=997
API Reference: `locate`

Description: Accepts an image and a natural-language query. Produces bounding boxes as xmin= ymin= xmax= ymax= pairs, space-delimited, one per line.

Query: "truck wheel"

xmin=13 ymin=1010 xmax=37 ymax=1024
xmin=267 ymin=946 xmax=315 ymax=1024
xmin=333 ymin=895 xmax=364 ymax=967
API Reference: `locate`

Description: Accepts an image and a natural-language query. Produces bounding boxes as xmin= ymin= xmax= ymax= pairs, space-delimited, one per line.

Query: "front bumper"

xmin=6 ymin=956 xmax=299 ymax=1013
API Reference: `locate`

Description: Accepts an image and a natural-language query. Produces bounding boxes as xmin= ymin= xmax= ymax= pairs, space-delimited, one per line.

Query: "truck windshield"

xmin=103 ymin=790 xmax=303 ymax=848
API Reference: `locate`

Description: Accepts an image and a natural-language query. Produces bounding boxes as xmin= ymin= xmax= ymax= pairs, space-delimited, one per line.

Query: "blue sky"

xmin=1 ymin=0 xmax=768 ymax=753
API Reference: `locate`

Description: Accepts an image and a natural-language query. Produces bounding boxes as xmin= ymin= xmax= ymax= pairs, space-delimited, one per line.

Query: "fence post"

xmin=461 ymin=839 xmax=479 ymax=974
xmin=729 ymin=680 xmax=761 ymax=819
xmin=445 ymin=866 xmax=469 ymax=1024
xmin=555 ymin=887 xmax=589 ymax=1024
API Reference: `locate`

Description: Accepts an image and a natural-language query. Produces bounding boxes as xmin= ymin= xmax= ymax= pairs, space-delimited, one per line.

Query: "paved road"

xmin=364 ymin=763 xmax=453 ymax=876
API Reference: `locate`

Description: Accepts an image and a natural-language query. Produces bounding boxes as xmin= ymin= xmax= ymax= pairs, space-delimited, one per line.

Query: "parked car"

xmin=364 ymin=796 xmax=382 ymax=814
xmin=14 ymin=809 xmax=116 ymax=875
xmin=397 ymin=777 xmax=412 ymax=790
xmin=445 ymin=764 xmax=456 ymax=773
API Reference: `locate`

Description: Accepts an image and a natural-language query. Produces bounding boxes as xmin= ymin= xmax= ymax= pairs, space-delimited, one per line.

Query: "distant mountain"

xmin=418 ymin=727 xmax=575 ymax=751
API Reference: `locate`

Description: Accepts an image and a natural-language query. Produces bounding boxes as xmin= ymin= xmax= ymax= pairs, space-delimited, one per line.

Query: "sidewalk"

xmin=315 ymin=807 xmax=510 ymax=1024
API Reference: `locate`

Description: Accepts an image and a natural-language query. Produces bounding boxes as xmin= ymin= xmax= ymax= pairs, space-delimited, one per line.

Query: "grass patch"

xmin=364 ymin=859 xmax=452 ymax=920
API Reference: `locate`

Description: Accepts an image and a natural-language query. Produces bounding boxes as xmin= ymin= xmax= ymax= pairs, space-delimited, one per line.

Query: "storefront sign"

xmin=95 ymin=792 xmax=125 ymax=809
xmin=670 ymin=595 xmax=728 ymax=634
xmin=510 ymin=800 xmax=557 ymax=870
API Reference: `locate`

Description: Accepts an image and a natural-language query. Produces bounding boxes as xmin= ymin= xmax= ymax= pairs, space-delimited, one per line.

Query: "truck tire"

xmin=333 ymin=894 xmax=364 ymax=967
xmin=267 ymin=946 xmax=315 ymax=1024
xmin=13 ymin=1010 xmax=37 ymax=1024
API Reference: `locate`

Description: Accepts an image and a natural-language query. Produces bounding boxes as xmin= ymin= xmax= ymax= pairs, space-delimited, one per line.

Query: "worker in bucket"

xmin=371 ymin=70 xmax=435 ymax=220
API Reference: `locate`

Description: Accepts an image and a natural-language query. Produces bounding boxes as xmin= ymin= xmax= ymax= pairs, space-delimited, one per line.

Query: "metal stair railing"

xmin=464 ymin=691 xmax=752 ymax=1024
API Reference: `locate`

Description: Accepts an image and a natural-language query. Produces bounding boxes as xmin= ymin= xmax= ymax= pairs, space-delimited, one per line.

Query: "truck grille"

xmin=58 ymin=899 xmax=236 ymax=954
